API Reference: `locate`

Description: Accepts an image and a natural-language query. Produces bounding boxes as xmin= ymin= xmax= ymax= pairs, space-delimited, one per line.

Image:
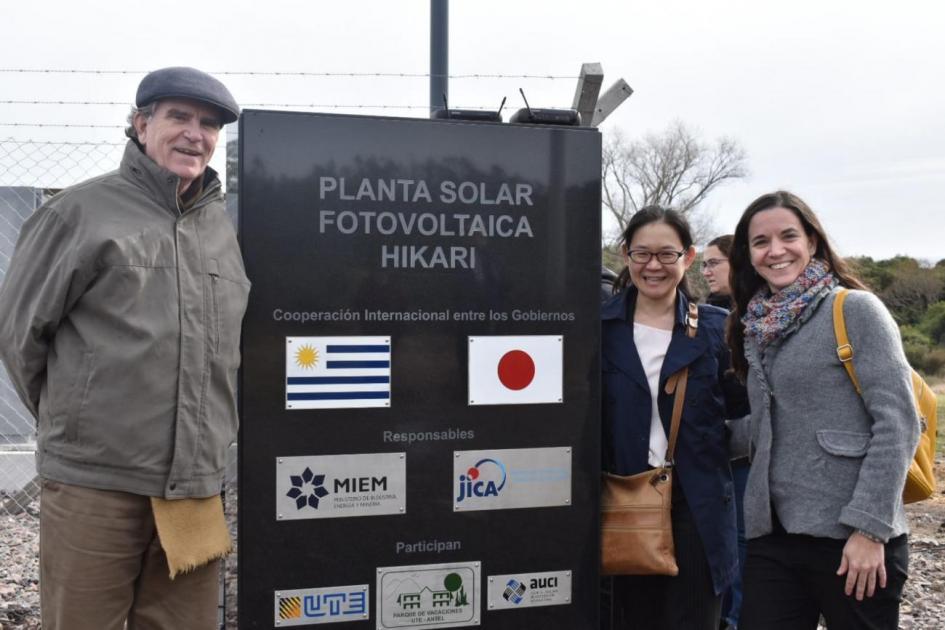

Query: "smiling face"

xmin=134 ymin=98 xmax=222 ymax=194
xmin=701 ymin=244 xmax=731 ymax=295
xmin=747 ymin=206 xmax=818 ymax=292
xmin=624 ymin=221 xmax=696 ymax=304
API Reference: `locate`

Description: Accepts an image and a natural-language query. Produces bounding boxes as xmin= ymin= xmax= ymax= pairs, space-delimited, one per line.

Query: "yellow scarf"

xmin=150 ymin=494 xmax=232 ymax=579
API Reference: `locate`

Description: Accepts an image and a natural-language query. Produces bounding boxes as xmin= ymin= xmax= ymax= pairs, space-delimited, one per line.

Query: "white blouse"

xmin=634 ymin=322 xmax=673 ymax=468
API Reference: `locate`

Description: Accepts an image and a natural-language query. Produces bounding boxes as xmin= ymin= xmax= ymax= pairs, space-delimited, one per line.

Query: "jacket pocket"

xmin=816 ymin=430 xmax=871 ymax=457
xmin=64 ymin=351 xmax=95 ymax=442
xmin=207 ymin=258 xmax=250 ymax=365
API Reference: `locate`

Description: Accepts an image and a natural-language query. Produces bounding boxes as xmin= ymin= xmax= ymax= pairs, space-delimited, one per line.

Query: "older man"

xmin=0 ymin=67 xmax=250 ymax=629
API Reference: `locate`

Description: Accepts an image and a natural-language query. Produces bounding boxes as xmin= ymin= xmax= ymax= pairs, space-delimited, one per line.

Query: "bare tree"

xmin=602 ymin=120 xmax=748 ymax=243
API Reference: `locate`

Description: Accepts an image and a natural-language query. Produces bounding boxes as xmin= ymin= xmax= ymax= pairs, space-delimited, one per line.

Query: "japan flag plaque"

xmin=467 ymin=335 xmax=563 ymax=406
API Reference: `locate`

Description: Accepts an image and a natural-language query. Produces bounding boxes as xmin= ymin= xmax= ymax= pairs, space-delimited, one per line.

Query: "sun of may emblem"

xmin=295 ymin=344 xmax=319 ymax=369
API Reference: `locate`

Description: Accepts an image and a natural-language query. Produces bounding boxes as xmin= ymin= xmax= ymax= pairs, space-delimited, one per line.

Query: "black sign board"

xmin=238 ymin=110 xmax=601 ymax=629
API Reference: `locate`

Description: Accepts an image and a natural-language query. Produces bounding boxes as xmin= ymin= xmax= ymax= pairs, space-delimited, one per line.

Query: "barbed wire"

xmin=0 ymin=100 xmax=497 ymax=110
xmin=0 ymin=69 xmax=577 ymax=79
xmin=0 ymin=123 xmax=125 ymax=129
xmin=0 ymin=139 xmax=126 ymax=146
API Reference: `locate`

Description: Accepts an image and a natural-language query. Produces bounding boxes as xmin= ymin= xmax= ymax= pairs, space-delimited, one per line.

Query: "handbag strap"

xmin=662 ymin=302 xmax=699 ymax=465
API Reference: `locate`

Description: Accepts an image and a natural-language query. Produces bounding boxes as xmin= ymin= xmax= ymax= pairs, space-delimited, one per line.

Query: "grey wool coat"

xmin=744 ymin=285 xmax=920 ymax=543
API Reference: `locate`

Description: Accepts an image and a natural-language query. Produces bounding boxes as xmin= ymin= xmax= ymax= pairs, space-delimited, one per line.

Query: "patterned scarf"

xmin=742 ymin=258 xmax=836 ymax=348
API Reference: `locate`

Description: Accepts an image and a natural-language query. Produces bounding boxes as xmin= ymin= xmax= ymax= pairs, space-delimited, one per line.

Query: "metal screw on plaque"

xmin=566 ymin=571 xmax=571 ymax=577
xmin=278 ymin=514 xmax=283 ymax=520
xmin=400 ymin=507 xmax=404 ymax=512
xmin=564 ymin=498 xmax=570 ymax=504
xmin=557 ymin=398 xmax=562 ymax=402
xmin=489 ymin=577 xmax=494 ymax=583
xmin=489 ymin=602 xmax=495 ymax=609
xmin=278 ymin=458 xmax=284 ymax=463
xmin=400 ymin=454 xmax=405 ymax=459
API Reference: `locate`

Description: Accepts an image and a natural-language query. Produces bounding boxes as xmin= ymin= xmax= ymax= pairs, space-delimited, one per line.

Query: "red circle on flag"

xmin=497 ymin=350 xmax=535 ymax=390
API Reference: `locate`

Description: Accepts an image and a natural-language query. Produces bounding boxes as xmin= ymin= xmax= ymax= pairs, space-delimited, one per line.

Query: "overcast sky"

xmin=3 ymin=0 xmax=943 ymax=261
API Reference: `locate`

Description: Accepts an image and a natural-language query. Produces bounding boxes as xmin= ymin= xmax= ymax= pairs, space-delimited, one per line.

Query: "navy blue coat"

xmin=601 ymin=287 xmax=738 ymax=594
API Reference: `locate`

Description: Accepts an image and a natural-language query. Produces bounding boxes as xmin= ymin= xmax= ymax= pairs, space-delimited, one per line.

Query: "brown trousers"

xmin=40 ymin=480 xmax=220 ymax=630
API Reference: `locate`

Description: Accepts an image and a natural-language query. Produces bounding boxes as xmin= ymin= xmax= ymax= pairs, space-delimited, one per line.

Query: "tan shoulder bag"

xmin=601 ymin=303 xmax=697 ymax=576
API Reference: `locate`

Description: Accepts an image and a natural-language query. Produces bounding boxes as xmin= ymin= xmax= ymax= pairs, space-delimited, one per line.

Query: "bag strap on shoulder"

xmin=833 ymin=288 xmax=863 ymax=395
xmin=662 ymin=302 xmax=700 ymax=464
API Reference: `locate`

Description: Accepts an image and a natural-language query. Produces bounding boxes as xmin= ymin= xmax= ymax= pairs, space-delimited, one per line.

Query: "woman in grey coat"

xmin=726 ymin=191 xmax=920 ymax=630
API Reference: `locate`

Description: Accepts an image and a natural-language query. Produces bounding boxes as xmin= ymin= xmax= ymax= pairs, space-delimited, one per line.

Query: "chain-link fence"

xmin=1 ymin=137 xmax=239 ymax=628
xmin=0 ymin=140 xmax=129 ymax=519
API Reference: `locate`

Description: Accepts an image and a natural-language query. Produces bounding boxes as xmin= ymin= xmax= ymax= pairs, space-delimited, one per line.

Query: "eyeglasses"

xmin=701 ymin=258 xmax=728 ymax=271
xmin=627 ymin=249 xmax=686 ymax=265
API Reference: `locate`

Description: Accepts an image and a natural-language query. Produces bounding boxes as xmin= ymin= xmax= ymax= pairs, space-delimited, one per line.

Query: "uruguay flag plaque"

xmin=285 ymin=336 xmax=391 ymax=409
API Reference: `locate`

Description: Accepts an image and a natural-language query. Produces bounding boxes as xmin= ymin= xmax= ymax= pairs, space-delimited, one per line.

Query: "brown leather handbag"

xmin=600 ymin=304 xmax=697 ymax=576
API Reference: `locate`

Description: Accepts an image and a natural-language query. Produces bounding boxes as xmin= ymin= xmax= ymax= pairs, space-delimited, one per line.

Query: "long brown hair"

xmin=727 ymin=191 xmax=867 ymax=380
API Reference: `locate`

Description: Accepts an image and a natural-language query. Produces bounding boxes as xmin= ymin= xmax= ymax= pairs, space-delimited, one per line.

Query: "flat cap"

xmin=136 ymin=66 xmax=240 ymax=124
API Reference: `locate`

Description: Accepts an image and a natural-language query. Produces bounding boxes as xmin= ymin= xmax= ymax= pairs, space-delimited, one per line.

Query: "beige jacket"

xmin=0 ymin=141 xmax=250 ymax=498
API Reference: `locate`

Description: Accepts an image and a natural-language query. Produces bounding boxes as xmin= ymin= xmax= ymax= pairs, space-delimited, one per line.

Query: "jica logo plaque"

xmin=453 ymin=447 xmax=571 ymax=512
xmin=456 ymin=458 xmax=506 ymax=503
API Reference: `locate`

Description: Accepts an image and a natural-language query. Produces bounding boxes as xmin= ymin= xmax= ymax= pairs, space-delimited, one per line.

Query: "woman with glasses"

xmin=702 ymin=235 xmax=751 ymax=630
xmin=602 ymin=207 xmax=738 ymax=629
xmin=727 ymin=191 xmax=918 ymax=629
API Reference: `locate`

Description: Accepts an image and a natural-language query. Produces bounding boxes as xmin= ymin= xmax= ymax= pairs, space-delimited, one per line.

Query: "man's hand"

xmin=837 ymin=531 xmax=886 ymax=600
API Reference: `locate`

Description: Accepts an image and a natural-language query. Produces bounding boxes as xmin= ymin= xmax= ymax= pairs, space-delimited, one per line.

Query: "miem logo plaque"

xmin=276 ymin=453 xmax=406 ymax=520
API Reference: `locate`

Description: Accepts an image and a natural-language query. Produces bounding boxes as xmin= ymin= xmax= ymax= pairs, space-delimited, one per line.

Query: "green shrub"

xmin=918 ymin=301 xmax=945 ymax=345
xmin=924 ymin=348 xmax=945 ymax=375
xmin=901 ymin=325 xmax=941 ymax=375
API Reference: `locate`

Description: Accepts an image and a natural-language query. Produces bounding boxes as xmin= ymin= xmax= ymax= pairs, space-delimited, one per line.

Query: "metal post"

xmin=572 ymin=63 xmax=604 ymax=127
xmin=430 ymin=0 xmax=449 ymax=115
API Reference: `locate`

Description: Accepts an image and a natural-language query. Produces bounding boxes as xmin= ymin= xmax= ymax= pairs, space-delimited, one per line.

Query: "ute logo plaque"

xmin=274 ymin=584 xmax=369 ymax=626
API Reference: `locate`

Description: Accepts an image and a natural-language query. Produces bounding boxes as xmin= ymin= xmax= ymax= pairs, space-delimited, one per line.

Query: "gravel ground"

xmin=3 ymin=468 xmax=944 ymax=629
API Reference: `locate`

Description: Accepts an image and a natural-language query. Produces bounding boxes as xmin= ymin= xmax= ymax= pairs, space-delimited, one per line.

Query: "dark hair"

xmin=727 ymin=191 xmax=867 ymax=380
xmin=613 ymin=205 xmax=693 ymax=297
xmin=706 ymin=234 xmax=733 ymax=258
